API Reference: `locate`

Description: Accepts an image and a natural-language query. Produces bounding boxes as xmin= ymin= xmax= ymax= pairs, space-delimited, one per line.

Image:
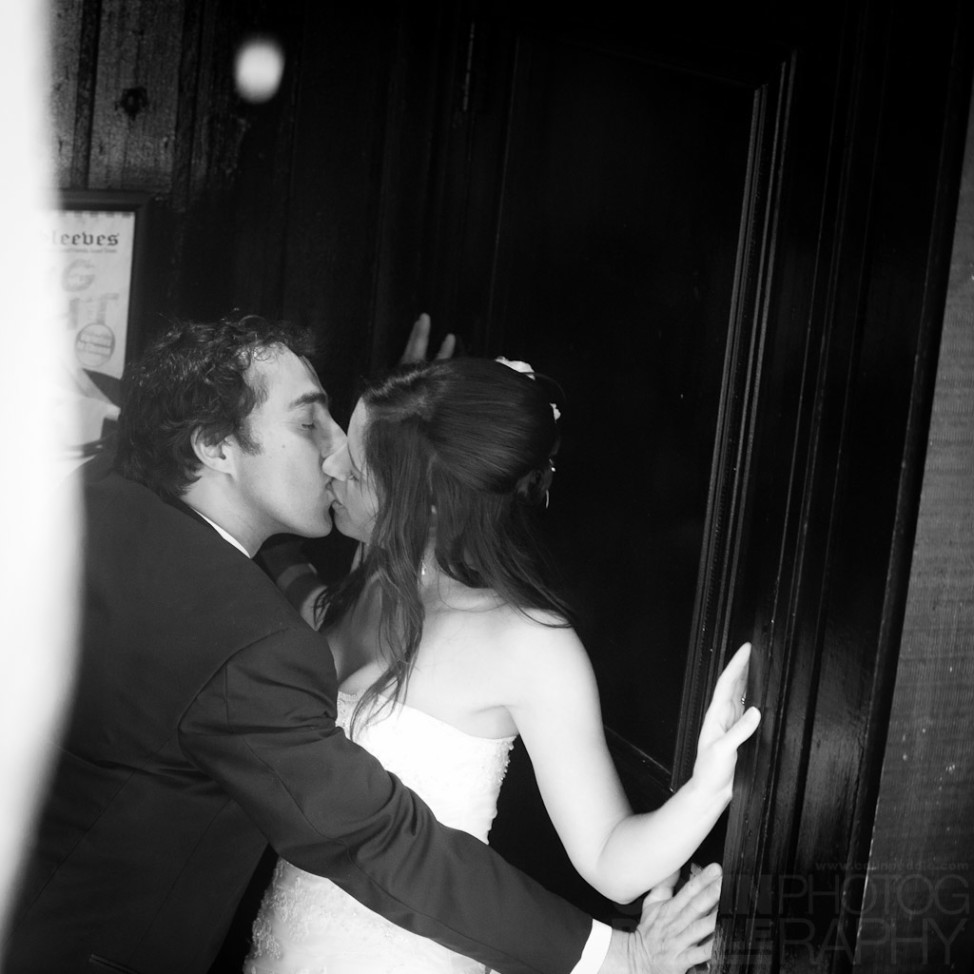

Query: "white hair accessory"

xmin=495 ymin=356 xmax=561 ymax=421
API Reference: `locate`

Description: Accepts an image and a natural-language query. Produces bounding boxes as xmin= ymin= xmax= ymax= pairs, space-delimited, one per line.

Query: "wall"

xmin=853 ymin=77 xmax=974 ymax=974
xmin=48 ymin=0 xmax=417 ymax=414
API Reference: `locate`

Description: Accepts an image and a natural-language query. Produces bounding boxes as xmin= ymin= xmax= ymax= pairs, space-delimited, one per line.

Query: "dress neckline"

xmin=337 ymin=689 xmax=516 ymax=745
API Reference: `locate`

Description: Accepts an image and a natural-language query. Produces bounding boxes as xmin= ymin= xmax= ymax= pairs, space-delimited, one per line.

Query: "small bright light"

xmin=234 ymin=36 xmax=285 ymax=103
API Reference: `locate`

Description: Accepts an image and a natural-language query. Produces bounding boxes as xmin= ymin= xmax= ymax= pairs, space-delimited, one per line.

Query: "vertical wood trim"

xmin=369 ymin=2 xmax=453 ymax=369
xmin=49 ymin=0 xmax=84 ymax=186
xmin=231 ymin=6 xmax=304 ymax=320
xmin=672 ymin=56 xmax=795 ymax=787
xmin=68 ymin=0 xmax=101 ymax=188
xmin=169 ymin=0 xmax=203 ymax=217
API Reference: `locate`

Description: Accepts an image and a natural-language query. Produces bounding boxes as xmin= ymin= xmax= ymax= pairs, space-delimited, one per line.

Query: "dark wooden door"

xmin=386 ymin=1 xmax=974 ymax=966
xmin=408 ymin=6 xmax=798 ymax=914
xmin=479 ymin=26 xmax=755 ymax=766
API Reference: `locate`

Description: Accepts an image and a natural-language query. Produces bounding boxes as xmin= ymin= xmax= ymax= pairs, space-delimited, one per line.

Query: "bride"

xmin=245 ymin=356 xmax=760 ymax=974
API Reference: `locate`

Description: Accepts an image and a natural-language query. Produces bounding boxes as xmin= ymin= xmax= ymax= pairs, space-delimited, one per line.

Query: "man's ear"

xmin=191 ymin=427 xmax=234 ymax=473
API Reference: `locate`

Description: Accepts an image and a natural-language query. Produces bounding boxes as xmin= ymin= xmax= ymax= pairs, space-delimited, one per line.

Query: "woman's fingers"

xmin=643 ymin=870 xmax=681 ymax=902
xmin=699 ymin=643 xmax=752 ymax=741
xmin=723 ymin=705 xmax=762 ymax=749
xmin=434 ymin=332 xmax=457 ymax=359
xmin=714 ymin=642 xmax=751 ymax=699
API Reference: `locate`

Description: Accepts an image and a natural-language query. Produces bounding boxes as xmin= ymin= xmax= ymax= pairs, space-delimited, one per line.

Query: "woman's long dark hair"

xmin=323 ymin=357 xmax=571 ymax=730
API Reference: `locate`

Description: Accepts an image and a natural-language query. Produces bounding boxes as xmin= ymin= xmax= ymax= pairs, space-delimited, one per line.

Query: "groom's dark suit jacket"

xmin=3 ymin=471 xmax=590 ymax=974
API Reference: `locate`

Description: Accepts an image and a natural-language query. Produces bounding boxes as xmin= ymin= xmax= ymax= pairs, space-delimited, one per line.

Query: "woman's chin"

xmin=332 ymin=507 xmax=367 ymax=543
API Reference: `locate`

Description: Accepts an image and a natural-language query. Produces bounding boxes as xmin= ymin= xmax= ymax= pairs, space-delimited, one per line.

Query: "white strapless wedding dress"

xmin=244 ymin=691 xmax=516 ymax=974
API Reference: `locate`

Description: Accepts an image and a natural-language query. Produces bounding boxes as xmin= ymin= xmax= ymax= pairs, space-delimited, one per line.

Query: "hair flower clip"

xmin=494 ymin=356 xmax=534 ymax=375
xmin=495 ymin=356 xmax=561 ymax=421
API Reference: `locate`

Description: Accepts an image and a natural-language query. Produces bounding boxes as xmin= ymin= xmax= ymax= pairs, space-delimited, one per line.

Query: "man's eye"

xmin=301 ymin=422 xmax=316 ymax=430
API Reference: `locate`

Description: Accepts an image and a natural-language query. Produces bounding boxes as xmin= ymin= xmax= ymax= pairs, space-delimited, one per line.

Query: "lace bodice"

xmin=245 ymin=691 xmax=516 ymax=974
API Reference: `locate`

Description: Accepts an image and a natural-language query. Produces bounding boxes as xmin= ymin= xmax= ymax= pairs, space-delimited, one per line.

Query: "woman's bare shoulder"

xmin=477 ymin=602 xmax=590 ymax=680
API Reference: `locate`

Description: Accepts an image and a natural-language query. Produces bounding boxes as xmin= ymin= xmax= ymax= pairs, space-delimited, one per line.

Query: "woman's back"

xmin=247 ymin=573 xmax=545 ymax=974
xmin=326 ymin=573 xmax=575 ymax=742
xmin=246 ymin=667 xmax=515 ymax=974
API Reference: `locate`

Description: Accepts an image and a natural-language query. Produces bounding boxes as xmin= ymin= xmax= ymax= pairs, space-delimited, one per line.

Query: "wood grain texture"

xmin=87 ymin=0 xmax=185 ymax=192
xmin=48 ymin=0 xmax=84 ymax=185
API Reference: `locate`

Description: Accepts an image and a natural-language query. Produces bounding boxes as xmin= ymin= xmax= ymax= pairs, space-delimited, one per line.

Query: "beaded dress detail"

xmin=245 ymin=691 xmax=515 ymax=974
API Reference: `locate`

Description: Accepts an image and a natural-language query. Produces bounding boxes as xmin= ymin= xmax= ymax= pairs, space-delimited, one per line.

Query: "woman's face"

xmin=322 ymin=399 xmax=379 ymax=543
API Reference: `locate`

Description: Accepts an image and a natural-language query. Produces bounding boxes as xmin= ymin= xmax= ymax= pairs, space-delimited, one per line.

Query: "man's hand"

xmin=399 ymin=312 xmax=456 ymax=364
xmin=603 ymin=863 xmax=721 ymax=974
xmin=634 ymin=864 xmax=721 ymax=972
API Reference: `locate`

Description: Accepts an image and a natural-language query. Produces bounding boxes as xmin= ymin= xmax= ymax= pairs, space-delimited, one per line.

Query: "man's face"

xmin=227 ymin=346 xmax=346 ymax=548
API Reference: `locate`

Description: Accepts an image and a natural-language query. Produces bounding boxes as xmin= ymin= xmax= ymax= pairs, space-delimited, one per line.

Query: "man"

xmin=4 ymin=315 xmax=720 ymax=974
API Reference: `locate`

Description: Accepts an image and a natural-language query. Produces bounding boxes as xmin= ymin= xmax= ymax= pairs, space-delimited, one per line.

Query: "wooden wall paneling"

xmin=176 ymin=0 xmax=301 ymax=321
xmin=279 ymin=5 xmax=400 ymax=418
xmin=475 ymin=24 xmax=757 ymax=765
xmin=165 ymin=0 xmax=218 ymax=319
xmin=149 ymin=0 xmax=215 ymax=322
xmin=48 ymin=0 xmax=85 ymax=186
xmin=218 ymin=0 xmax=308 ymax=321
xmin=87 ymin=0 xmax=187 ymax=193
xmin=727 ymin=10 xmax=895 ymax=958
xmin=718 ymin=3 xmax=974 ymax=971
xmin=792 ymin=6 xmax=973 ymax=966
xmin=173 ymin=0 xmax=242 ymax=207
xmin=58 ymin=0 xmax=192 ymax=332
xmin=421 ymin=5 xmax=520 ymax=355
xmin=710 ymin=11 xmax=860 ymax=965
xmin=368 ymin=1 xmax=460 ymax=370
xmin=46 ymin=0 xmax=185 ymax=341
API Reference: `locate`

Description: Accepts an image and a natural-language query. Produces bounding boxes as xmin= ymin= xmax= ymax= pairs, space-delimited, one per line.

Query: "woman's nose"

xmin=321 ymin=444 xmax=350 ymax=480
xmin=318 ymin=417 xmax=349 ymax=475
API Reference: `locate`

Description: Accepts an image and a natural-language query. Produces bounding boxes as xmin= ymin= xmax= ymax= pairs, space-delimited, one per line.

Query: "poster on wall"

xmin=45 ymin=192 xmax=148 ymax=459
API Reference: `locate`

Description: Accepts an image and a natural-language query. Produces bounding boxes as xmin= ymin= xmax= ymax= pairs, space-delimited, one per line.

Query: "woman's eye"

xmin=301 ymin=422 xmax=316 ymax=431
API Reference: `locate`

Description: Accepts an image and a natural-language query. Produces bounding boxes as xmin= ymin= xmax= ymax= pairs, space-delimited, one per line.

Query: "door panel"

xmin=436 ymin=17 xmax=776 ymax=775
xmin=367 ymin=1 xmax=972 ymax=961
xmin=412 ymin=13 xmax=796 ymax=920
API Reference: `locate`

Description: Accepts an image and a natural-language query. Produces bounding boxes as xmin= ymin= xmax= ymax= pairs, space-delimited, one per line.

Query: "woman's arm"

xmin=506 ymin=628 xmax=759 ymax=904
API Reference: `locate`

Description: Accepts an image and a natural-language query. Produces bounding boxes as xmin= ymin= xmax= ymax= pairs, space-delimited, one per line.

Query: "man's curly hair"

xmin=115 ymin=315 xmax=316 ymax=501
